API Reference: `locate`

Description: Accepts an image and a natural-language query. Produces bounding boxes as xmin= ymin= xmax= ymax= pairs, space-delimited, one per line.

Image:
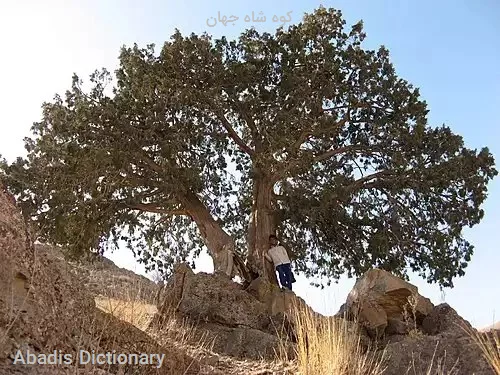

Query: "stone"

xmin=344 ymin=269 xmax=434 ymax=337
xmin=0 ymin=182 xmax=95 ymax=366
xmin=246 ymin=276 xmax=282 ymax=307
xmin=386 ymin=317 xmax=410 ymax=336
xmin=382 ymin=332 xmax=494 ymax=375
xmin=382 ymin=303 xmax=495 ymax=375
xmin=159 ymin=268 xmax=270 ymax=331
xmin=34 ymin=243 xmax=159 ymax=304
xmin=0 ymin=183 xmax=200 ymax=375
xmin=154 ymin=267 xmax=308 ymax=359
xmin=246 ymin=277 xmax=312 ymax=325
xmin=197 ymin=323 xmax=291 ymax=360
xmin=421 ymin=303 xmax=473 ymax=335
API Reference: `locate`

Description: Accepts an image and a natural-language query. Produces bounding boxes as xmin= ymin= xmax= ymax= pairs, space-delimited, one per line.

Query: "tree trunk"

xmin=247 ymin=172 xmax=279 ymax=285
xmin=178 ymin=189 xmax=251 ymax=281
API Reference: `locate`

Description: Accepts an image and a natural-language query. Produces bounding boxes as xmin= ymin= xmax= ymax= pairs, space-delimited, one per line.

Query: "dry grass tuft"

xmin=280 ymin=302 xmax=386 ymax=375
xmin=465 ymin=325 xmax=500 ymax=374
xmin=95 ymin=296 xmax=157 ymax=331
xmin=406 ymin=342 xmax=459 ymax=375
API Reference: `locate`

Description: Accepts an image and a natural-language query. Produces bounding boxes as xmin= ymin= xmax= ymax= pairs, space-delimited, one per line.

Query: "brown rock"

xmin=155 ymin=267 xmax=310 ymax=359
xmin=246 ymin=277 xmax=312 ymax=327
xmin=382 ymin=303 xmax=495 ymax=375
xmin=386 ymin=317 xmax=410 ymax=336
xmin=382 ymin=332 xmax=494 ymax=375
xmin=0 ymin=183 xmax=199 ymax=374
xmin=34 ymin=243 xmax=159 ymax=304
xmin=157 ymin=268 xmax=270 ymax=331
xmin=246 ymin=276 xmax=281 ymax=306
xmin=197 ymin=322 xmax=291 ymax=360
xmin=345 ymin=269 xmax=434 ymax=337
xmin=0 ymin=183 xmax=95 ymax=365
xmin=421 ymin=303 xmax=473 ymax=335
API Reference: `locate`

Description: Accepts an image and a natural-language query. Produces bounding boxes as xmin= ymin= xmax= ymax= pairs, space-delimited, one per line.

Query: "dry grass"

xmin=406 ymin=342 xmax=459 ymax=375
xmin=151 ymin=304 xmax=212 ymax=353
xmin=465 ymin=325 xmax=500 ymax=374
xmin=402 ymin=293 xmax=423 ymax=338
xmin=94 ymin=293 xmax=208 ymax=355
xmin=95 ymin=296 xmax=157 ymax=331
xmin=279 ymin=302 xmax=386 ymax=375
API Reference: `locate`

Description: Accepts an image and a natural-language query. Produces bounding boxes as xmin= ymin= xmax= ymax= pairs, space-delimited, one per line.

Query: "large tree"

xmin=1 ymin=7 xmax=497 ymax=287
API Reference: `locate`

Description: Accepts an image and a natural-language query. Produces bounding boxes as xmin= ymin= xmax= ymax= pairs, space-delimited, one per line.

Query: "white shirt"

xmin=267 ymin=245 xmax=290 ymax=267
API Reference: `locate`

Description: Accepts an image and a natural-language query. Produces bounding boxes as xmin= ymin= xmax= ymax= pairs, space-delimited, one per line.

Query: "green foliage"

xmin=1 ymin=7 xmax=496 ymax=286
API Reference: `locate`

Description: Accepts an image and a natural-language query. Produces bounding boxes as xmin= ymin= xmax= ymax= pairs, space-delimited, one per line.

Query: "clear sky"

xmin=1 ymin=0 xmax=498 ymax=328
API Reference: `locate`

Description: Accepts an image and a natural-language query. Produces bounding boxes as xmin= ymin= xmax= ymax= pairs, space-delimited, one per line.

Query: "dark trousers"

xmin=276 ymin=263 xmax=293 ymax=290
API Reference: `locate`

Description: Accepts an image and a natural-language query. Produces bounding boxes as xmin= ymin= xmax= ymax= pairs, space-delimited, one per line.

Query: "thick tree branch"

xmin=214 ymin=110 xmax=255 ymax=156
xmin=277 ymin=143 xmax=379 ymax=181
xmin=288 ymin=112 xmax=351 ymax=155
xmin=125 ymin=202 xmax=187 ymax=216
xmin=312 ymin=144 xmax=366 ymax=164
xmin=344 ymin=170 xmax=394 ymax=193
xmin=226 ymin=95 xmax=261 ymax=147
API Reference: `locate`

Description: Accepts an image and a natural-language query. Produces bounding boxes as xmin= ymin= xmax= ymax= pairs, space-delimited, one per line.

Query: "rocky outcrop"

xmin=342 ymin=268 xmax=434 ymax=338
xmin=0 ymin=183 xmax=199 ymax=374
xmin=337 ymin=269 xmax=496 ymax=375
xmin=382 ymin=304 xmax=494 ymax=375
xmin=0 ymin=183 xmax=93 ymax=370
xmin=35 ymin=243 xmax=159 ymax=303
xmin=154 ymin=264 xmax=305 ymax=359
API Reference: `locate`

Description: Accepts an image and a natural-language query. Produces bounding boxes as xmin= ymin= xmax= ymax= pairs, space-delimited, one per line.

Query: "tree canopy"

xmin=2 ymin=7 xmax=497 ymax=288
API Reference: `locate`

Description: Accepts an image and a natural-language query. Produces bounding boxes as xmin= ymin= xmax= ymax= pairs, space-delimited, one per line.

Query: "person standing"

xmin=265 ymin=234 xmax=294 ymax=290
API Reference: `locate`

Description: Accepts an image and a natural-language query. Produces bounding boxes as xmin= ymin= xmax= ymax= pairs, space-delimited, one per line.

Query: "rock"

xmin=355 ymin=299 xmax=388 ymax=337
xmin=157 ymin=267 xmax=270 ymax=331
xmin=345 ymin=269 xmax=433 ymax=337
xmin=246 ymin=276 xmax=282 ymax=307
xmin=154 ymin=267 xmax=308 ymax=359
xmin=0 ymin=183 xmax=200 ymax=374
xmin=246 ymin=277 xmax=309 ymax=317
xmin=197 ymin=323 xmax=292 ymax=360
xmin=0 ymin=182 xmax=95 ymax=366
xmin=382 ymin=332 xmax=494 ymax=375
xmin=270 ymin=289 xmax=309 ymax=318
xmin=34 ymin=243 xmax=159 ymax=304
xmin=421 ymin=303 xmax=473 ymax=335
xmin=246 ymin=276 xmax=313 ymax=334
xmin=382 ymin=303 xmax=495 ymax=375
xmin=90 ymin=309 xmax=201 ymax=375
xmin=386 ymin=317 xmax=410 ymax=336
xmin=245 ymin=277 xmax=375 ymax=354
xmin=156 ymin=262 xmax=194 ymax=317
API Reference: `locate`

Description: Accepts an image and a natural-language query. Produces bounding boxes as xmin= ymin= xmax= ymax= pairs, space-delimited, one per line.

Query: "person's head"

xmin=269 ymin=234 xmax=278 ymax=247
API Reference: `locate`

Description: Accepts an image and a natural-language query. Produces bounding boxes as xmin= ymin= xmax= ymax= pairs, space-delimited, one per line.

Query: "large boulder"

xmin=382 ymin=304 xmax=495 ymax=375
xmin=195 ymin=323 xmax=287 ymax=359
xmin=336 ymin=269 xmax=496 ymax=374
xmin=421 ymin=303 xmax=473 ymax=335
xmin=343 ymin=269 xmax=434 ymax=337
xmin=246 ymin=277 xmax=310 ymax=318
xmin=156 ymin=264 xmax=270 ymax=331
xmin=154 ymin=265 xmax=302 ymax=359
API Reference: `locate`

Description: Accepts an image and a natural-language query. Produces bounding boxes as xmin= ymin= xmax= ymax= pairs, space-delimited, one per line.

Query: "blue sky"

xmin=1 ymin=0 xmax=498 ymax=328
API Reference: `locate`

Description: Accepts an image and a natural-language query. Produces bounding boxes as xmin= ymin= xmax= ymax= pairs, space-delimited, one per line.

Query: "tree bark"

xmin=177 ymin=189 xmax=251 ymax=281
xmin=247 ymin=171 xmax=279 ymax=285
